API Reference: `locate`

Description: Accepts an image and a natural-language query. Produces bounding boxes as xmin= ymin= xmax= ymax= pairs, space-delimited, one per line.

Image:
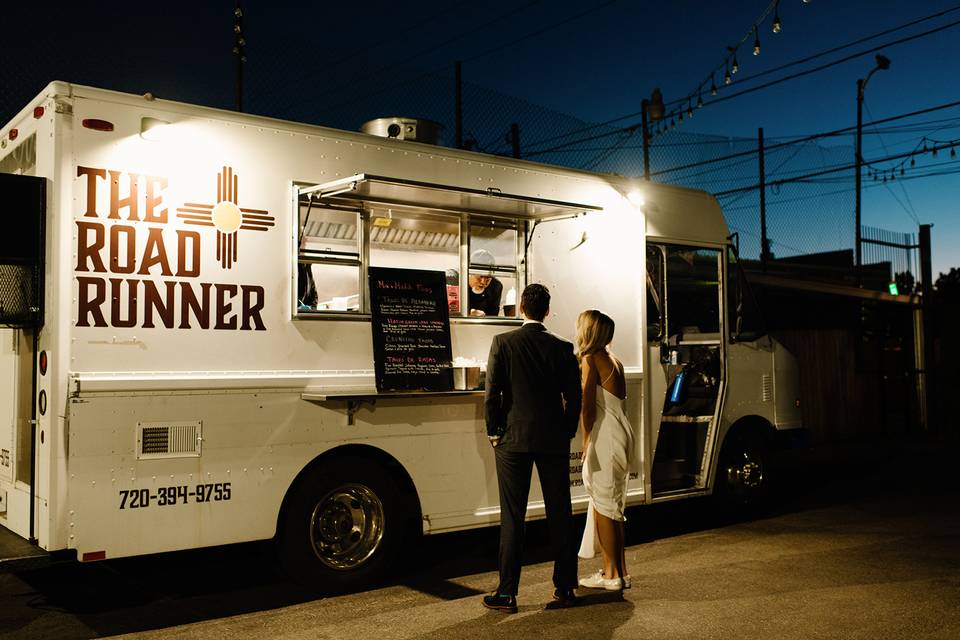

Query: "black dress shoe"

xmin=552 ymin=587 xmax=578 ymax=607
xmin=482 ymin=592 xmax=518 ymax=613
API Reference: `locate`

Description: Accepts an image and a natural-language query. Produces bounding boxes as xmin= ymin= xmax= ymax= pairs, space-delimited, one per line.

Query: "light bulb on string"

xmin=933 ymin=146 xmax=938 ymax=157
xmin=724 ymin=64 xmax=732 ymax=85
xmin=710 ymin=75 xmax=718 ymax=96
xmin=697 ymin=92 xmax=704 ymax=108
xmin=753 ymin=27 xmax=761 ymax=55
xmin=910 ymin=157 xmax=916 ymax=167
xmin=900 ymin=167 xmax=905 ymax=176
xmin=687 ymin=102 xmax=694 ymax=118
xmin=732 ymin=52 xmax=739 ymax=74
xmin=679 ymin=110 xmax=684 ymax=123
xmin=951 ymin=147 xmax=957 ymax=158
xmin=772 ymin=2 xmax=782 ymax=33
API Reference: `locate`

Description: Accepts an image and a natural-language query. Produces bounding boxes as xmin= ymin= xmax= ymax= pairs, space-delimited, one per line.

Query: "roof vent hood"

xmin=361 ymin=117 xmax=444 ymax=146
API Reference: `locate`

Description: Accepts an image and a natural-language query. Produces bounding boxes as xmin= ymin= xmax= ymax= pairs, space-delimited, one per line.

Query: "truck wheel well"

xmin=723 ymin=415 xmax=776 ymax=448
xmin=275 ymin=444 xmax=422 ymax=540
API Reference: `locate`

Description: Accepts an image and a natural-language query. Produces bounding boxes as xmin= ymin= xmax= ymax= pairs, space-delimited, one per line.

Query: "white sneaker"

xmin=578 ymin=570 xmax=624 ymax=591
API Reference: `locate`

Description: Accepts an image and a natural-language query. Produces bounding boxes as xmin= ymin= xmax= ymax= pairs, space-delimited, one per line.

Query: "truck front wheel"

xmin=278 ymin=456 xmax=418 ymax=593
xmin=715 ymin=427 xmax=771 ymax=513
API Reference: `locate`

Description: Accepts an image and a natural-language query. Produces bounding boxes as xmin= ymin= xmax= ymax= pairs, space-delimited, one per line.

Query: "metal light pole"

xmin=855 ymin=54 xmax=891 ymax=286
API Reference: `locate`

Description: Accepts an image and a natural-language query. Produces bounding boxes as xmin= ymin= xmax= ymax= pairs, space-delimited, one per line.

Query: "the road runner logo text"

xmin=74 ymin=166 xmax=269 ymax=331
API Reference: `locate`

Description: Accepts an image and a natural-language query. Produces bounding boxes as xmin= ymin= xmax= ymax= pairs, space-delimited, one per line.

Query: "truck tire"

xmin=714 ymin=427 xmax=771 ymax=514
xmin=277 ymin=456 xmax=419 ymax=593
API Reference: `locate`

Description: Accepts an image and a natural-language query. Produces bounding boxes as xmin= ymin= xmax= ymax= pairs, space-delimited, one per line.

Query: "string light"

xmin=653 ymin=0 xmax=809 ymax=137
xmin=952 ymin=147 xmax=957 ymax=158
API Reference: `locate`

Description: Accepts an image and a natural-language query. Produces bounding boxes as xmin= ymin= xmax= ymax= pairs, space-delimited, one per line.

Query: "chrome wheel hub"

xmin=310 ymin=483 xmax=384 ymax=570
xmin=727 ymin=452 xmax=764 ymax=491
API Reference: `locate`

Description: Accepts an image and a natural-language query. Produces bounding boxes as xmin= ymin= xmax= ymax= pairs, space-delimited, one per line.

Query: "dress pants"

xmin=494 ymin=447 xmax=578 ymax=595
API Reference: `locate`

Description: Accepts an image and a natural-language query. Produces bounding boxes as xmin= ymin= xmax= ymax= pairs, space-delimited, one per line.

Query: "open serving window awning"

xmin=298 ymin=173 xmax=602 ymax=219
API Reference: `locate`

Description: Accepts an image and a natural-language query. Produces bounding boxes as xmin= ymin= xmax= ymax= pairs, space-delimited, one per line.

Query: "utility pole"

xmin=641 ymin=89 xmax=665 ymax=181
xmin=233 ymin=2 xmax=246 ymax=112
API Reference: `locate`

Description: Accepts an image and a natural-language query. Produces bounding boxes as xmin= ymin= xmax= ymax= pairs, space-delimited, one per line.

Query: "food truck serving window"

xmin=294 ymin=175 xmax=600 ymax=319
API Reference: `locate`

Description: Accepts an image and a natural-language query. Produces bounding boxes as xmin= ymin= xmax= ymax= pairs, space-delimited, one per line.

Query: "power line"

xmin=664 ymin=3 xmax=960 ymax=110
xmin=310 ymin=1 xmax=540 ymax=116
xmin=523 ymin=8 xmax=960 ymax=153
xmin=711 ymin=138 xmax=960 ymax=197
xmin=864 ymin=102 xmax=920 ymax=225
xmin=651 ymin=98 xmax=960 ymax=178
xmin=314 ymin=0 xmax=621 ymax=121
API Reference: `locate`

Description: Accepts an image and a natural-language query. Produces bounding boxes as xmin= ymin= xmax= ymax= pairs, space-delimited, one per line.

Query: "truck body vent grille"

xmin=761 ymin=374 xmax=773 ymax=402
xmin=137 ymin=421 xmax=202 ymax=459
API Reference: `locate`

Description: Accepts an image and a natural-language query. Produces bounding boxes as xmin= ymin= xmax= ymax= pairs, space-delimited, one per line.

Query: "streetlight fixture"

xmin=855 ymin=54 xmax=891 ymax=286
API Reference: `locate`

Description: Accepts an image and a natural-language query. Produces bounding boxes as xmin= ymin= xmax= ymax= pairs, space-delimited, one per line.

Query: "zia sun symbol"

xmin=175 ymin=166 xmax=275 ymax=269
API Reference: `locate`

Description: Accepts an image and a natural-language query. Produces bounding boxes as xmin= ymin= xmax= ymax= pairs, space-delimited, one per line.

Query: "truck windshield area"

xmin=665 ymin=246 xmax=721 ymax=338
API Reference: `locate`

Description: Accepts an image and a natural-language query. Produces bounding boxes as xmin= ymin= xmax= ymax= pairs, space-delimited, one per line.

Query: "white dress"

xmin=578 ymin=379 xmax=637 ymax=559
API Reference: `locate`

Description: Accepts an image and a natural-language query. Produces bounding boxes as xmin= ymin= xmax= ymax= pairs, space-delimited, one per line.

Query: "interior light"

xmin=888 ymin=282 xmax=899 ymax=295
xmin=627 ymin=191 xmax=645 ymax=207
xmin=140 ymin=116 xmax=171 ymax=141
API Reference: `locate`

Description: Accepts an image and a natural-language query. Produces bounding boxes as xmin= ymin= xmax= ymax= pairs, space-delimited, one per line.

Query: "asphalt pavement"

xmin=1 ymin=434 xmax=958 ymax=640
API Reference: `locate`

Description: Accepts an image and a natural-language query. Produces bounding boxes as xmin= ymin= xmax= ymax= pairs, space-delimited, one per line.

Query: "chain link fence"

xmin=2 ymin=52 xmax=916 ymax=289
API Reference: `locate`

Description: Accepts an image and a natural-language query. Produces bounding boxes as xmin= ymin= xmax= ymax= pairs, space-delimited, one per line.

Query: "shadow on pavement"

xmin=2 ymin=433 xmax=951 ymax=638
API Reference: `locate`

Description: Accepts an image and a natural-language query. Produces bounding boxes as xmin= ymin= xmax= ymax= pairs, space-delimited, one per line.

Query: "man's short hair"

xmin=520 ymin=283 xmax=550 ymax=321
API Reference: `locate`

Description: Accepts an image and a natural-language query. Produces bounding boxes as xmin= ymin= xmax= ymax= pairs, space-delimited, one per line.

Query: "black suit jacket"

xmin=484 ymin=322 xmax=582 ymax=453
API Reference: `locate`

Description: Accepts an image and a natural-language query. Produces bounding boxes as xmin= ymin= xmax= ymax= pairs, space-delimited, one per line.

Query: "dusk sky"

xmin=3 ymin=0 xmax=958 ymax=277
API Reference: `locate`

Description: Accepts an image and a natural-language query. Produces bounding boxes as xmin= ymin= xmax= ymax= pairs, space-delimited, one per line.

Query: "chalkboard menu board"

xmin=368 ymin=266 xmax=454 ymax=392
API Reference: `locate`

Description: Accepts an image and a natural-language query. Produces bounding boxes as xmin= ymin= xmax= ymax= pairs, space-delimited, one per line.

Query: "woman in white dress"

xmin=575 ymin=310 xmax=635 ymax=591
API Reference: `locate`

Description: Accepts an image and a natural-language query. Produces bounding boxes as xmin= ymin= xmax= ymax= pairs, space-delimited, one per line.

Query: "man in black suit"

xmin=481 ymin=283 xmax=582 ymax=612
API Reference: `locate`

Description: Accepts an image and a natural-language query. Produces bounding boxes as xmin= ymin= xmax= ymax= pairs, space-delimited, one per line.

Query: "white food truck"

xmin=0 ymin=82 xmax=802 ymax=589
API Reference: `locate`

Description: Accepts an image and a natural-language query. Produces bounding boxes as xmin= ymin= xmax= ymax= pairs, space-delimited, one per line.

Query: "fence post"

xmin=759 ymin=127 xmax=768 ymax=271
xmin=509 ymin=123 xmax=521 ymax=159
xmin=641 ymin=99 xmax=650 ymax=180
xmin=918 ymin=223 xmax=936 ymax=432
xmin=455 ymin=61 xmax=463 ymax=149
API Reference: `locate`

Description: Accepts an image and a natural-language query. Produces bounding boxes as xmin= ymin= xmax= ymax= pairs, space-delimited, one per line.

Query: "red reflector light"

xmin=39 ymin=350 xmax=48 ymax=375
xmin=8 ymin=129 xmax=17 ymax=141
xmin=33 ymin=106 xmax=45 ymax=119
xmin=82 ymin=551 xmax=107 ymax=562
xmin=81 ymin=119 xmax=114 ymax=132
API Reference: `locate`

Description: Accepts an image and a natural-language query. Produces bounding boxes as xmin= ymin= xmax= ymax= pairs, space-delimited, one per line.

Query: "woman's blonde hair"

xmin=576 ymin=309 xmax=615 ymax=358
